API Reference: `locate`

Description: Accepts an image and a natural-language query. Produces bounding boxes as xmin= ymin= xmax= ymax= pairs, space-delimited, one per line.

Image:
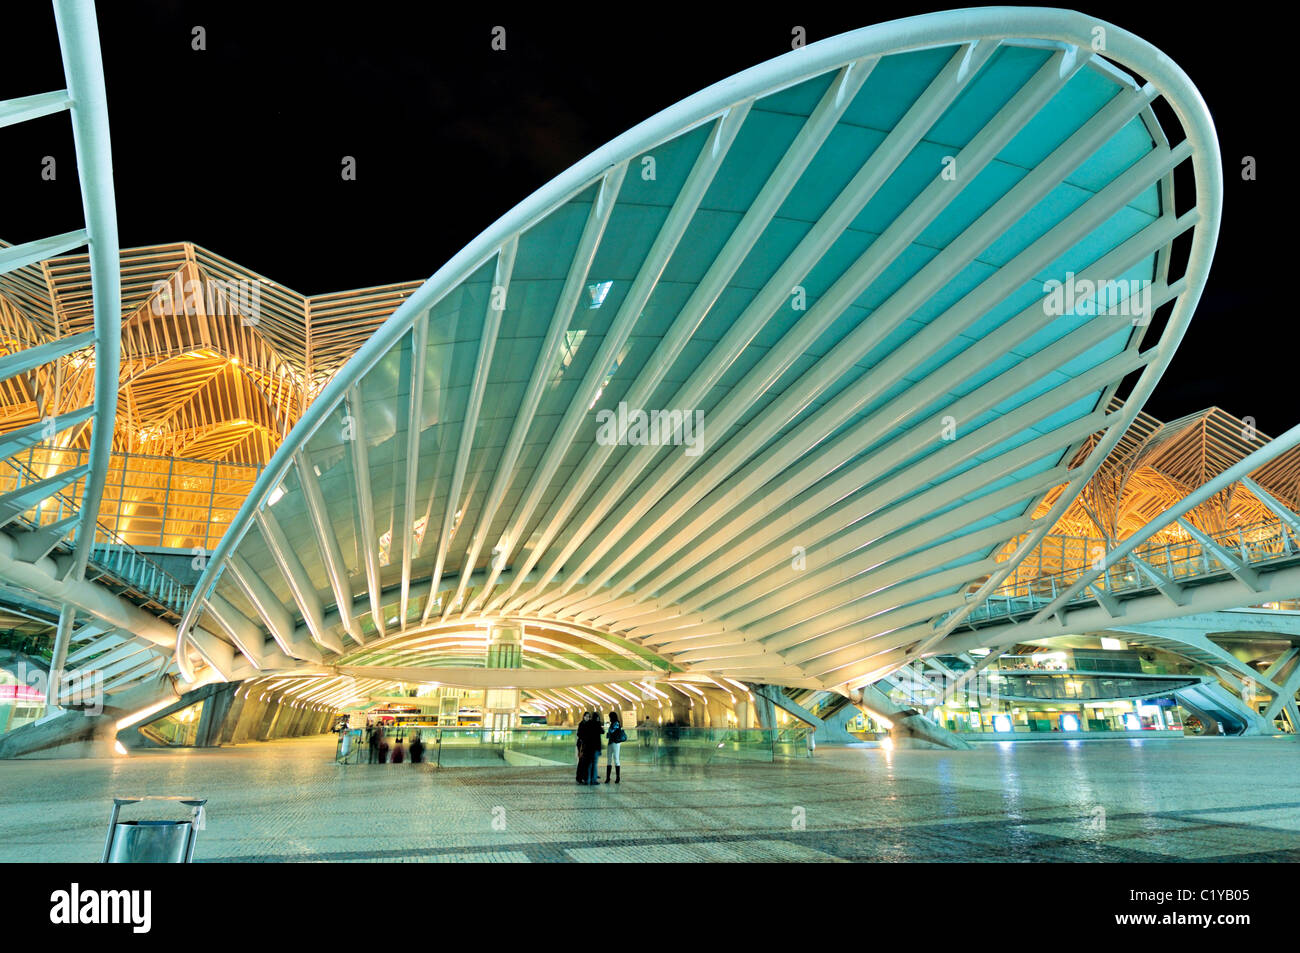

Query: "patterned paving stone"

xmin=567 ymin=839 xmax=846 ymax=863
xmin=1 ymin=734 xmax=1298 ymax=862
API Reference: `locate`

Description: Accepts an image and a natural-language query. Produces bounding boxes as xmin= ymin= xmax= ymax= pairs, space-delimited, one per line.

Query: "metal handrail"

xmin=0 ymin=452 xmax=192 ymax=612
xmin=0 ymin=444 xmax=261 ymax=552
xmin=964 ymin=516 xmax=1300 ymax=622
xmin=334 ymin=724 xmax=814 ymax=765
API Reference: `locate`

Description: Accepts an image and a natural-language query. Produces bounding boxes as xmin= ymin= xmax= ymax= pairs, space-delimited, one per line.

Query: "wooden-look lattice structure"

xmin=994 ymin=399 xmax=1300 ymax=586
xmin=0 ymin=240 xmax=422 ymax=547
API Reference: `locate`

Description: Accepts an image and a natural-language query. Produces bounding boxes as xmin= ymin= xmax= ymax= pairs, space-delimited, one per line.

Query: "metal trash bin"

xmin=101 ymin=797 xmax=207 ymax=863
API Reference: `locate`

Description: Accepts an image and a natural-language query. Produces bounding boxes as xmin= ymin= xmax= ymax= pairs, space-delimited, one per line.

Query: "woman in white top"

xmin=605 ymin=711 xmax=625 ymax=784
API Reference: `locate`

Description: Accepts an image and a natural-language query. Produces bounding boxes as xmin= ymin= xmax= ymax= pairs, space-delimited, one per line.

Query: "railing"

xmin=991 ymin=653 xmax=1150 ymax=674
xmin=334 ymin=724 xmax=814 ymax=766
xmin=0 ymin=451 xmax=193 ymax=614
xmin=962 ymin=518 xmax=1300 ymax=624
xmin=938 ymin=713 xmax=1185 ymax=735
xmin=981 ymin=672 xmax=1198 ymax=702
xmin=0 ymin=444 xmax=262 ymax=551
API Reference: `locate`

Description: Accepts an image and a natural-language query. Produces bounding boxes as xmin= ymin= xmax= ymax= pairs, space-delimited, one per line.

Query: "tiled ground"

xmin=1 ymin=735 xmax=1299 ymax=862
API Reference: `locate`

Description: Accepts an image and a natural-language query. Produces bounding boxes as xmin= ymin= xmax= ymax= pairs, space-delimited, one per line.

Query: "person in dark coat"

xmin=576 ymin=712 xmax=593 ymax=783
xmin=661 ymin=719 xmax=678 ymax=767
xmin=409 ymin=731 xmax=425 ymax=763
xmin=586 ymin=711 xmax=604 ymax=785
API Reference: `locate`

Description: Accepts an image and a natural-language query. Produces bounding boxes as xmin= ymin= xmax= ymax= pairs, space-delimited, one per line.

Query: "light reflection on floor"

xmin=1 ymin=734 xmax=1297 ymax=862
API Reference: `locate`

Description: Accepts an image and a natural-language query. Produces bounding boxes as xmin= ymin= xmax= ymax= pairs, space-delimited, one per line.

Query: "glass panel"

xmin=138 ymin=699 xmax=205 ymax=746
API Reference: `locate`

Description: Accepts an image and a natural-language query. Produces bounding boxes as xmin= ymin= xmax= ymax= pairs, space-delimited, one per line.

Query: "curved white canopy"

xmin=175 ymin=7 xmax=1222 ymax=694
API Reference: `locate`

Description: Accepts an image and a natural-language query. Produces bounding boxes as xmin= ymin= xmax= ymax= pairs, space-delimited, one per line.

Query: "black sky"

xmin=0 ymin=2 xmax=1286 ymax=431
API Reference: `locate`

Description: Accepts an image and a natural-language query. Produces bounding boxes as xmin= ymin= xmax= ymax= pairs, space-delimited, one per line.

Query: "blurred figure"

xmin=367 ymin=723 xmax=379 ymax=764
xmin=576 ymin=712 xmax=593 ymax=784
xmin=376 ymin=729 xmax=390 ymax=764
xmin=390 ymin=736 xmax=405 ymax=764
xmin=587 ymin=711 xmax=605 ymax=785
xmin=409 ymin=731 xmax=425 ymax=763
xmin=662 ymin=718 xmax=679 ymax=768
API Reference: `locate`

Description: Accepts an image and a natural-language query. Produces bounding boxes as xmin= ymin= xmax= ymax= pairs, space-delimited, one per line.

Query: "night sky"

xmin=0 ymin=2 xmax=1283 ymax=431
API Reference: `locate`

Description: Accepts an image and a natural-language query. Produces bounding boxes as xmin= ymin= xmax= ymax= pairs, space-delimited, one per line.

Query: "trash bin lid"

xmin=117 ymin=820 xmax=192 ymax=827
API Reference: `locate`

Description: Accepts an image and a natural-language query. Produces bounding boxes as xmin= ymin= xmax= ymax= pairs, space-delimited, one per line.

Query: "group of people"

xmin=366 ymin=725 xmax=425 ymax=764
xmin=575 ymin=710 xmax=626 ymax=785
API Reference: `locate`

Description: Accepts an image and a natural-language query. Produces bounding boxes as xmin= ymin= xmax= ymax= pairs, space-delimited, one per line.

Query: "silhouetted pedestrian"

xmin=576 ymin=712 xmax=593 ymax=784
xmin=587 ymin=711 xmax=605 ymax=784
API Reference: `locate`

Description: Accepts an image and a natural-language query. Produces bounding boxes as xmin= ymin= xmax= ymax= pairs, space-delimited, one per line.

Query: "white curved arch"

xmin=174 ymin=7 xmax=1222 ymax=696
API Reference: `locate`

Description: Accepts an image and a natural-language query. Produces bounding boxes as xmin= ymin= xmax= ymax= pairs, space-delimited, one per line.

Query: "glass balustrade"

xmin=960 ymin=518 xmax=1300 ymax=623
xmin=335 ymin=725 xmax=814 ymax=766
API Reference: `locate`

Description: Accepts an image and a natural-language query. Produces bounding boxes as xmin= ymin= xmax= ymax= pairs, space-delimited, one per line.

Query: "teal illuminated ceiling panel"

xmin=174 ymin=8 xmax=1221 ymax=695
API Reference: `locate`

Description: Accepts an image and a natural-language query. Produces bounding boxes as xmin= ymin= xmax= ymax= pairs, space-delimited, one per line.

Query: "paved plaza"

xmin=2 ymin=735 xmax=1299 ymax=862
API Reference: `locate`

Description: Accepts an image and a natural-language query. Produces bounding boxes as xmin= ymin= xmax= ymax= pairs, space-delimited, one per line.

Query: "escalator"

xmin=1174 ymin=682 xmax=1262 ymax=736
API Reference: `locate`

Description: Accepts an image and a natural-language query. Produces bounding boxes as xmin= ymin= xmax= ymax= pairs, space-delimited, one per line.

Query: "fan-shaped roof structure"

xmin=172 ymin=7 xmax=1222 ymax=695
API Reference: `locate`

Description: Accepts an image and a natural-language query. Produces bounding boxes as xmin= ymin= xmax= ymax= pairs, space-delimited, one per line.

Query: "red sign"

xmin=0 ymin=685 xmax=44 ymax=703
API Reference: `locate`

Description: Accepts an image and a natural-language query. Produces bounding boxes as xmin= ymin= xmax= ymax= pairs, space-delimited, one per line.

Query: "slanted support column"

xmin=854 ymin=685 xmax=973 ymax=750
xmin=819 ymin=703 xmax=862 ymax=743
xmin=752 ymin=684 xmax=858 ymax=744
xmin=706 ymin=695 xmax=729 ymax=729
xmin=751 ymin=684 xmax=776 ymax=730
xmin=0 ymin=677 xmax=181 ymax=759
xmin=1173 ymin=681 xmax=1270 ymax=736
xmin=45 ymin=604 xmax=76 ymax=717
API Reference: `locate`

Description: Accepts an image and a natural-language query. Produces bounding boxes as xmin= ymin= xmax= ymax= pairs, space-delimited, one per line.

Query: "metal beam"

xmin=530 ymin=45 xmax=1085 ymax=612
xmin=0 ymin=405 xmax=94 ymax=458
xmin=0 ymin=230 xmax=88 ymax=277
xmin=479 ymin=102 xmax=754 ymax=612
xmin=426 ymin=238 xmax=517 ymax=620
xmin=346 ymin=385 xmax=385 ymax=637
xmin=591 ymin=213 xmax=1189 ymax=618
xmin=0 ymin=464 xmax=89 ymax=528
xmin=54 ymin=0 xmax=122 ymax=582
xmin=1025 ymin=421 xmax=1300 ymax=625
xmin=1176 ymin=517 xmax=1263 ymax=592
xmin=0 ymin=88 xmax=71 ymax=128
xmin=226 ymin=553 xmax=322 ymax=663
xmin=504 ymin=43 xmax=1005 ymax=614
xmin=0 ymin=331 xmax=93 ymax=384
xmin=255 ymin=507 xmax=343 ymax=653
xmin=399 ymin=311 xmax=429 ymax=626
xmin=296 ymin=446 xmax=361 ymax=643
xmin=453 ymin=163 xmax=628 ymax=617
